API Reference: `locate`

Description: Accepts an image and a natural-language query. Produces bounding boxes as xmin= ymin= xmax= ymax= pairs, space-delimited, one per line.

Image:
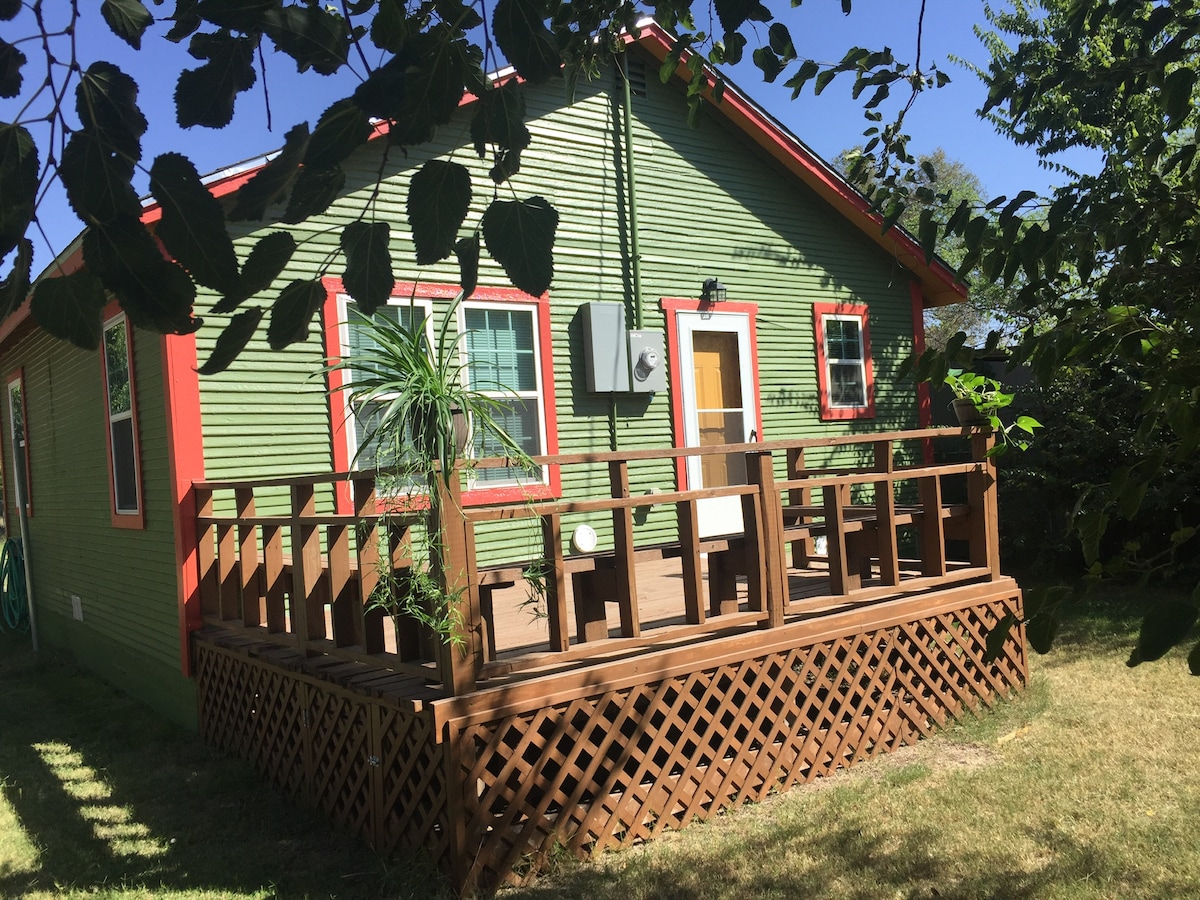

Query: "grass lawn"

xmin=2 ymin=591 xmax=1197 ymax=899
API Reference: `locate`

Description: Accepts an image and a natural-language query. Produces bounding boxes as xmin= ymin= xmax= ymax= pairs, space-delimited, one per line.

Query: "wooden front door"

xmin=678 ymin=311 xmax=757 ymax=536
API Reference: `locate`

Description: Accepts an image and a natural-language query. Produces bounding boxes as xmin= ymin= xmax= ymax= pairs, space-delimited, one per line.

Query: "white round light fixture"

xmin=571 ymin=523 xmax=598 ymax=553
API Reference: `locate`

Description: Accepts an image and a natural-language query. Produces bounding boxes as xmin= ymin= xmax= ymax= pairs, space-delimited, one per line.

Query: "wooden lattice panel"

xmin=374 ymin=706 xmax=452 ymax=859
xmin=308 ymin=686 xmax=374 ymax=835
xmin=455 ymin=591 xmax=1026 ymax=891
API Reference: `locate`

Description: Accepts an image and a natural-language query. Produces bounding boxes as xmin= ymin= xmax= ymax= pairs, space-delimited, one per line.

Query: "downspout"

xmin=620 ymin=53 xmax=645 ymax=330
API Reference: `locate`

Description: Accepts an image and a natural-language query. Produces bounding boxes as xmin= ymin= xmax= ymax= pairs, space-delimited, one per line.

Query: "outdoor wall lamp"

xmin=700 ymin=278 xmax=728 ymax=303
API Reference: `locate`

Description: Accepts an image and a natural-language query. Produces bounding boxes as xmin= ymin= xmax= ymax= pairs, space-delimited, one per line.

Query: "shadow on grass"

xmin=0 ymin=635 xmax=454 ymax=899
xmin=510 ymin=811 xmax=1194 ymax=900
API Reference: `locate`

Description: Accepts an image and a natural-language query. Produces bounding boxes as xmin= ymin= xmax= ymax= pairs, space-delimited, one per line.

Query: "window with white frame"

xmin=461 ymin=301 xmax=546 ymax=485
xmin=341 ymin=296 xmax=431 ymax=472
xmin=103 ymin=314 xmax=142 ymax=517
xmin=7 ymin=373 xmax=30 ymax=516
xmin=815 ymin=303 xmax=875 ymax=420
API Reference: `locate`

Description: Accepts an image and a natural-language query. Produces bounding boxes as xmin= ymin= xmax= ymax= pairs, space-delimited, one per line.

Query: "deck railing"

xmin=192 ymin=427 xmax=999 ymax=696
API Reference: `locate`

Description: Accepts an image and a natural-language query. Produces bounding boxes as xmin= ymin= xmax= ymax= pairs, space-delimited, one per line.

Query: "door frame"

xmin=662 ymin=298 xmax=763 ymax=492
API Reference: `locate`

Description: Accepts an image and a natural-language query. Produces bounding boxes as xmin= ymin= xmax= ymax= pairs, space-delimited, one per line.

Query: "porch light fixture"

xmin=700 ymin=278 xmax=728 ymax=303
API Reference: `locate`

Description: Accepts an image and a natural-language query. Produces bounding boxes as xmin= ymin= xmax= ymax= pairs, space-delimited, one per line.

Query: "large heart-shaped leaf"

xmin=101 ymin=0 xmax=154 ymax=50
xmin=408 ymin=160 xmax=471 ymax=265
xmin=304 ymin=98 xmax=372 ymax=171
xmin=481 ymin=196 xmax=557 ymax=296
xmin=341 ymin=221 xmax=393 ymax=315
xmin=455 ymin=233 xmax=479 ymax=299
xmin=198 ymin=307 xmax=264 ymax=374
xmin=30 ymin=270 xmax=109 ymax=350
xmin=262 ymin=4 xmax=349 ymax=75
xmin=281 ymin=166 xmax=345 ymax=224
xmin=151 ymin=152 xmax=240 ymax=295
xmin=492 ymin=0 xmax=559 ymax=84
xmin=76 ymin=61 xmax=147 ymax=161
xmin=59 ymin=132 xmax=141 ymax=224
xmin=175 ymin=31 xmax=257 ymax=128
xmin=1128 ymin=600 xmax=1199 ymax=666
xmin=0 ymin=237 xmax=31 ymax=321
xmin=228 ymin=122 xmax=309 ymax=221
xmin=267 ymin=279 xmax=326 ymax=349
xmin=213 ymin=231 xmax=296 ymax=313
xmin=0 ymin=37 xmax=26 ymax=98
xmin=0 ymin=123 xmax=39 ymax=260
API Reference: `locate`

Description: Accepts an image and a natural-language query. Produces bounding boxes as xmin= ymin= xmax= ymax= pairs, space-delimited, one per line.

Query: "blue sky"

xmin=24 ymin=1 xmax=1091 ymax=272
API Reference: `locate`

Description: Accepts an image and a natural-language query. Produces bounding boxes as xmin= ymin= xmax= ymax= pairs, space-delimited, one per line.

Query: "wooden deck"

xmin=190 ymin=427 xmax=1027 ymax=894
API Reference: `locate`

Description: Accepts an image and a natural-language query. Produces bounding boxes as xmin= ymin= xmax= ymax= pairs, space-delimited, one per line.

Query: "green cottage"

xmin=0 ymin=22 xmax=1025 ymax=893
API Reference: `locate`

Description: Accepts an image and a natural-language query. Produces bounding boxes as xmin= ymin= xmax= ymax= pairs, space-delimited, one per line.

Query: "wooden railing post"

xmin=918 ymin=474 xmax=947 ymax=577
xmin=787 ymin=447 xmax=815 ymax=568
xmin=873 ymin=440 xmax=900 ymax=586
xmin=823 ymin=482 xmax=850 ymax=595
xmin=236 ymin=487 xmax=264 ymax=626
xmin=541 ymin=513 xmax=570 ymax=651
xmin=353 ymin=476 xmax=384 ymax=653
xmin=290 ymin=483 xmax=325 ymax=652
xmin=676 ymin=499 xmax=705 ymax=625
xmin=745 ymin=451 xmax=786 ymax=627
xmin=196 ymin=486 xmax=218 ymax=618
xmin=609 ymin=460 xmax=640 ymax=638
xmin=969 ymin=431 xmax=1001 ymax=578
xmin=433 ymin=470 xmax=478 ymax=696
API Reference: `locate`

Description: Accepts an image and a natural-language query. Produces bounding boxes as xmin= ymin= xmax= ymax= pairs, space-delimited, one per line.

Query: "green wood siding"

xmin=194 ymin=50 xmax=926 ymax=558
xmin=0 ymin=326 xmax=193 ymax=725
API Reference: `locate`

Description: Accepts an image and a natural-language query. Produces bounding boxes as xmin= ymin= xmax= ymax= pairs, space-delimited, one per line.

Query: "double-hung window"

xmin=102 ymin=313 xmax=143 ymax=525
xmin=461 ymin=301 xmax=547 ymax=486
xmin=814 ymin=302 xmax=875 ymax=420
xmin=7 ymin=371 xmax=30 ymax=517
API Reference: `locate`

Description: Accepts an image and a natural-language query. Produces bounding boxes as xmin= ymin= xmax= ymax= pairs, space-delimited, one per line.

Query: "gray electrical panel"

xmin=628 ymin=330 xmax=666 ymax=393
xmin=582 ymin=302 xmax=629 ymax=392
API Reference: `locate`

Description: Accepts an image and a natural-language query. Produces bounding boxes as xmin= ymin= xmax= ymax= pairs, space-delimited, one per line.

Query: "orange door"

xmin=691 ymin=331 xmax=747 ymax=489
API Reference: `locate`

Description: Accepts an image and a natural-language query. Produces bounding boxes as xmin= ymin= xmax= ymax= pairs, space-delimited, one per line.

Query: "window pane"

xmin=9 ymin=383 xmax=23 ymax=447
xmin=111 ymin=418 xmax=139 ymax=512
xmin=465 ymin=308 xmax=537 ymax=392
xmin=105 ymin=321 xmax=132 ymax=416
xmin=830 ymin=362 xmax=866 ymax=406
xmin=473 ymin=398 xmax=539 ymax=483
xmin=825 ymin=319 xmax=862 ymax=361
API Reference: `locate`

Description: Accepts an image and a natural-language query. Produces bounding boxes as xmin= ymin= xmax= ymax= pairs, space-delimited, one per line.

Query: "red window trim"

xmin=660 ymin=297 xmax=763 ymax=491
xmin=100 ymin=304 xmax=146 ymax=529
xmin=814 ymin=301 xmax=876 ymax=421
xmin=6 ymin=367 xmax=32 ymax=518
xmin=320 ymin=278 xmax=561 ymax=513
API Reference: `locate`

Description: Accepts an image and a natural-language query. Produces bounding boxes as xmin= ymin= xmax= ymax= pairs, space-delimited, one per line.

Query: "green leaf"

xmin=175 ymin=31 xmax=257 ymax=128
xmin=752 ymin=47 xmax=785 ymax=83
xmin=398 ymin=27 xmax=470 ymax=138
xmin=408 ymin=160 xmax=472 ymax=265
xmin=77 ymin=61 xmax=147 ymax=162
xmin=1014 ymin=415 xmax=1042 ymax=434
xmin=0 ymin=37 xmax=26 ymax=98
xmin=166 ymin=0 xmax=203 ymax=41
xmin=455 ymin=234 xmax=479 ymax=299
xmin=262 ymin=4 xmax=350 ymax=75
xmin=1128 ymin=600 xmax=1199 ymax=666
xmin=436 ymin=0 xmax=483 ymax=30
xmin=983 ymin=612 xmax=1017 ymax=664
xmin=470 ymin=80 xmax=530 ymax=157
xmin=481 ymin=196 xmax=558 ymax=297
xmin=198 ymin=307 xmax=263 ymax=374
xmin=1163 ymin=66 xmax=1195 ymax=124
xmin=768 ymin=23 xmax=796 ymax=61
xmin=151 ymin=152 xmax=240 ymax=295
xmin=30 ymin=270 xmax=109 ymax=350
xmin=918 ymin=207 xmax=937 ymax=264
xmin=0 ymin=237 xmax=32 ymax=321
xmin=492 ymin=0 xmax=559 ymax=84
xmin=0 ymin=123 xmax=39 ymax=260
xmin=0 ymin=0 xmax=21 ymax=20
xmin=83 ymin=217 xmax=200 ymax=334
xmin=304 ymin=98 xmax=372 ymax=171
xmin=194 ymin=0 xmax=276 ymax=33
xmin=1025 ymin=610 xmax=1059 ymax=654
xmin=281 ymin=166 xmax=345 ymax=224
xmin=713 ymin=0 xmax=771 ymax=34
xmin=59 ymin=132 xmax=141 ymax=224
xmin=784 ymin=59 xmax=820 ymax=98
xmin=213 ymin=231 xmax=295 ymax=313
xmin=227 ymin=122 xmax=309 ymax=221
xmin=341 ymin=221 xmax=393 ymax=315
xmin=267 ymin=279 xmax=326 ymax=350
xmin=369 ymin=0 xmax=408 ymax=51
xmin=102 ymin=0 xmax=154 ymax=50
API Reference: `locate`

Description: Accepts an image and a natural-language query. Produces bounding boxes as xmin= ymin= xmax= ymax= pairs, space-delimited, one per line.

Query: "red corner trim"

xmin=100 ymin=303 xmax=146 ymax=530
xmin=321 ymin=278 xmax=561 ymax=510
xmin=163 ymin=332 xmax=205 ymax=677
xmin=814 ymin=301 xmax=876 ymax=421
xmin=660 ymin=298 xmax=762 ymax=490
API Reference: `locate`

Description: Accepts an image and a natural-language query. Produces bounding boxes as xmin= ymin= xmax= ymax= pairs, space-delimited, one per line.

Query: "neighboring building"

xmin=0 ymin=23 xmax=964 ymax=725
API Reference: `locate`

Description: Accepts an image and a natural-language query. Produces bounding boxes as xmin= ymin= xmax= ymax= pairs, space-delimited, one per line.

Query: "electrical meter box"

xmin=582 ymin=302 xmax=629 ymax=392
xmin=627 ymin=330 xmax=666 ymax=393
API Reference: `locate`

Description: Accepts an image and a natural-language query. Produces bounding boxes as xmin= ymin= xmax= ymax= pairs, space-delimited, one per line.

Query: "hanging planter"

xmin=951 ymin=396 xmax=990 ymax=427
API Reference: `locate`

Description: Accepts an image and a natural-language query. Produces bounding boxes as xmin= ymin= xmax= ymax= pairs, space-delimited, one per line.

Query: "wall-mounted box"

xmin=582 ymin=302 xmax=629 ymax=392
xmin=627 ymin=330 xmax=666 ymax=393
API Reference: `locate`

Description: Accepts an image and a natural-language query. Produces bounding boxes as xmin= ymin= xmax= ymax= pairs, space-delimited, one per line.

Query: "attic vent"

xmin=617 ymin=58 xmax=647 ymax=98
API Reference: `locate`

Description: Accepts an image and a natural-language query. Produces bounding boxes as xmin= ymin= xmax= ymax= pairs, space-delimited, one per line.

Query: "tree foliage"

xmin=0 ymin=0 xmax=942 ymax=374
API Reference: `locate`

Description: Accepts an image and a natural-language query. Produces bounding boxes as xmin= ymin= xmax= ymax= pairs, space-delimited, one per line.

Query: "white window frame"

xmin=7 ymin=373 xmax=30 ymax=517
xmin=822 ymin=312 xmax=868 ymax=410
xmin=102 ymin=313 xmax=142 ymax=519
xmin=458 ymin=298 xmax=550 ymax=489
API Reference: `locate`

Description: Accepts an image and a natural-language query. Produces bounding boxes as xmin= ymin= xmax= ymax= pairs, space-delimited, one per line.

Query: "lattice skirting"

xmin=194 ymin=584 xmax=1026 ymax=895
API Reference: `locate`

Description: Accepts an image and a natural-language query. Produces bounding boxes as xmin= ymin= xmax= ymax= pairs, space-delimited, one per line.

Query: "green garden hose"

xmin=0 ymin=538 xmax=28 ymax=632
